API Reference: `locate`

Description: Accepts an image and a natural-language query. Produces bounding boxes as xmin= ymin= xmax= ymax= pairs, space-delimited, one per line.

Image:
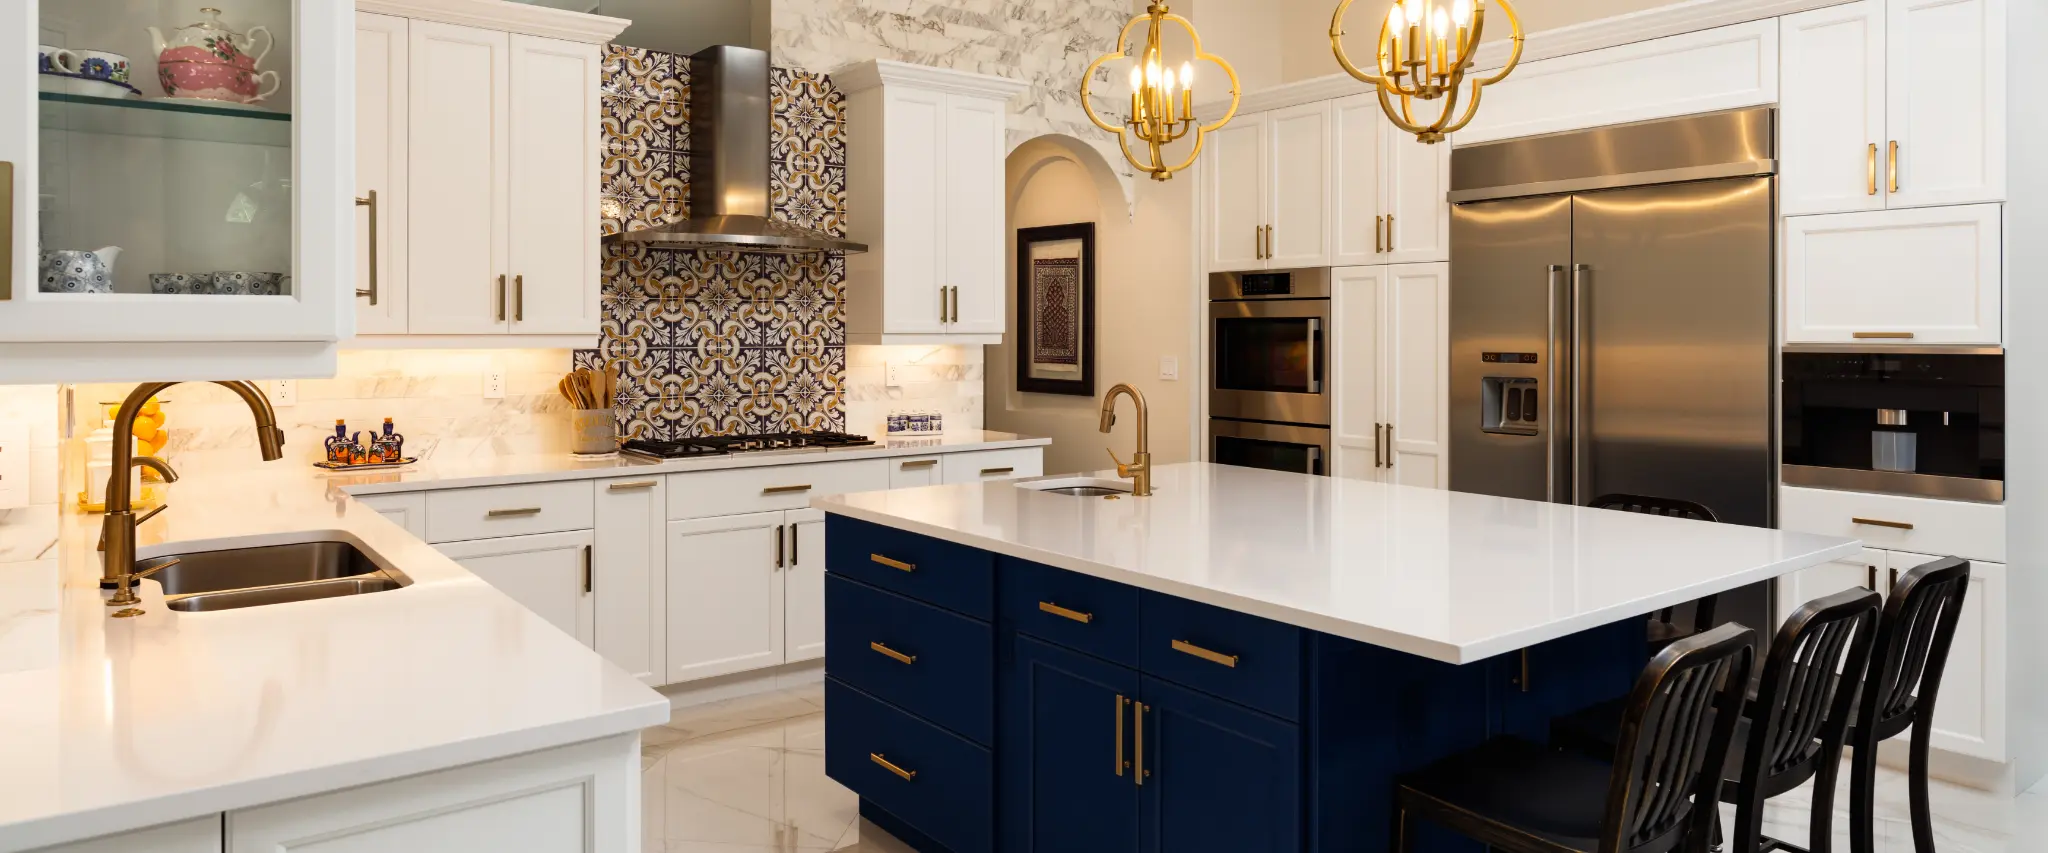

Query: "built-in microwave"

xmin=1208 ymin=268 xmax=1330 ymax=427
xmin=1781 ymin=347 xmax=2004 ymax=501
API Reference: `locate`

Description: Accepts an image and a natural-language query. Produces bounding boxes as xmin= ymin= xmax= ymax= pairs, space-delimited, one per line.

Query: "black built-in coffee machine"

xmin=1782 ymin=349 xmax=2003 ymax=502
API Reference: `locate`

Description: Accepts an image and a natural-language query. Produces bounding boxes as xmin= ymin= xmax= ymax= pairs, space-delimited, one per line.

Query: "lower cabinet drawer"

xmin=1779 ymin=485 xmax=2005 ymax=562
xmin=826 ymin=514 xmax=995 ymax=619
xmin=999 ymin=556 xmax=1139 ymax=668
xmin=1139 ymin=590 xmax=1304 ymax=722
xmin=827 ymin=575 xmax=994 ymax=745
xmin=941 ymin=447 xmax=1044 ymax=484
xmin=424 ymin=480 xmax=594 ymax=544
xmin=826 ymin=678 xmax=993 ymax=853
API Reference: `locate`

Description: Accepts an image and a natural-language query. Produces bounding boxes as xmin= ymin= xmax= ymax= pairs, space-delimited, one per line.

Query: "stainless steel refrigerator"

xmin=1448 ymin=107 xmax=1778 ymax=629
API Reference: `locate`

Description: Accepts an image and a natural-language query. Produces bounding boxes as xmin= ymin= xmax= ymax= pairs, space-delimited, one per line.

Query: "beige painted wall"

xmin=986 ymin=139 xmax=1196 ymax=476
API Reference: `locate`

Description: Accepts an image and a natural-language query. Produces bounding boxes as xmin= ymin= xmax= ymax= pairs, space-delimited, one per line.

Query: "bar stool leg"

xmin=1908 ymin=724 xmax=1937 ymax=853
xmin=1806 ymin=748 xmax=1842 ymax=853
xmin=1850 ymin=744 xmax=1878 ymax=853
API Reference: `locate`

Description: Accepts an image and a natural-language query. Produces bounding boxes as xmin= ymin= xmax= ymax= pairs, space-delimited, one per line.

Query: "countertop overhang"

xmin=815 ymin=463 xmax=1862 ymax=665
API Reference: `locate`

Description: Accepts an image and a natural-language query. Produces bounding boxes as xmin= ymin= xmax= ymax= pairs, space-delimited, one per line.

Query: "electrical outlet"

xmin=1159 ymin=356 xmax=1179 ymax=381
xmin=483 ymin=368 xmax=506 ymax=399
xmin=263 ymin=379 xmax=297 ymax=407
xmin=886 ymin=362 xmax=906 ymax=387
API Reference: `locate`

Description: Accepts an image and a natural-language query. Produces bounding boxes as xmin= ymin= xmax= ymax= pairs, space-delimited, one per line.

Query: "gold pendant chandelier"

xmin=1330 ymin=0 xmax=1524 ymax=144
xmin=1081 ymin=2 xmax=1241 ymax=181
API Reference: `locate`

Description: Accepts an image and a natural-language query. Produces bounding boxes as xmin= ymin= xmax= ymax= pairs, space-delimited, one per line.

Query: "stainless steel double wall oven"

xmin=1207 ymin=267 xmax=1332 ymax=475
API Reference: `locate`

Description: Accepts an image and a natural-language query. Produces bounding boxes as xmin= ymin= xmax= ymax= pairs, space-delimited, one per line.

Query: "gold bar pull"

xmin=1867 ymin=143 xmax=1878 ymax=196
xmin=496 ymin=274 xmax=508 ymax=321
xmin=980 ymin=467 xmax=1015 ymax=476
xmin=487 ymin=507 xmax=543 ymax=518
xmin=514 ymin=274 xmax=525 ymax=322
xmin=900 ymin=459 xmax=938 ymax=470
xmin=1039 ymin=601 xmax=1094 ymax=624
xmin=356 ymin=190 xmax=379 ymax=304
xmin=871 ymin=553 xmax=915 ymax=572
xmin=1385 ymin=213 xmax=1394 ymax=250
xmin=1852 ymin=331 xmax=1915 ymax=340
xmin=869 ymin=641 xmax=916 ymax=665
xmin=1253 ymin=224 xmax=1262 ymax=260
xmin=0 ymin=162 xmax=12 ymax=300
xmin=607 ymin=480 xmax=658 ymax=491
xmin=583 ymin=543 xmax=593 ymax=593
xmin=1134 ymin=702 xmax=1149 ymax=784
xmin=1171 ymin=639 xmax=1239 ymax=668
xmin=1375 ymin=215 xmax=1384 ymax=253
xmin=870 ymin=753 xmax=917 ymax=781
xmin=1114 ymin=695 xmax=1129 ymax=776
xmin=1888 ymin=139 xmax=1899 ymax=193
xmin=1852 ymin=517 xmax=1914 ymax=531
xmin=762 ymin=484 xmax=813 ymax=495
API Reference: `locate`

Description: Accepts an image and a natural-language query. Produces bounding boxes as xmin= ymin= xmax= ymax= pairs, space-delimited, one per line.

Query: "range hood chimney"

xmin=606 ymin=45 xmax=867 ymax=254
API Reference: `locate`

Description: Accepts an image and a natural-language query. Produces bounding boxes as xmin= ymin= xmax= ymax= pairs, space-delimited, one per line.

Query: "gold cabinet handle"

xmin=1866 ymin=143 xmax=1878 ymax=196
xmin=355 ymin=190 xmax=379 ymax=304
xmin=1038 ymin=601 xmax=1094 ymax=623
xmin=869 ymin=641 xmax=915 ymax=665
xmin=900 ymin=459 xmax=937 ymax=470
xmin=0 ymin=162 xmax=13 ymax=299
xmin=514 ymin=274 xmax=525 ymax=322
xmin=1134 ymin=701 xmax=1149 ymax=784
xmin=939 ymin=285 xmax=947 ymax=322
xmin=1385 ymin=213 xmax=1395 ymax=251
xmin=871 ymin=553 xmax=915 ymax=572
xmin=1853 ymin=331 xmax=1915 ymax=339
xmin=1888 ymin=139 xmax=1899 ymax=193
xmin=1374 ymin=215 xmax=1384 ymax=253
xmin=870 ymin=753 xmax=916 ymax=781
xmin=487 ymin=507 xmax=543 ymax=518
xmin=1171 ymin=639 xmax=1239 ymax=668
xmin=607 ymin=480 xmax=657 ymax=491
xmin=1384 ymin=423 xmax=1394 ymax=469
xmin=775 ymin=523 xmax=785 ymax=569
xmin=495 ymin=274 xmax=508 ymax=321
xmin=762 ymin=484 xmax=812 ymax=495
xmin=583 ymin=543 xmax=593 ymax=593
xmin=1852 ymin=516 xmax=1914 ymax=530
xmin=1115 ymin=695 xmax=1129 ymax=776
xmin=980 ymin=467 xmax=1015 ymax=476
xmin=1252 ymin=224 xmax=1262 ymax=260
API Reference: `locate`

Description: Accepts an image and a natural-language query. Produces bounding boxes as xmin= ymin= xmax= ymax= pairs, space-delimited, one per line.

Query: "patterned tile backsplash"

xmin=585 ymin=45 xmax=851 ymax=439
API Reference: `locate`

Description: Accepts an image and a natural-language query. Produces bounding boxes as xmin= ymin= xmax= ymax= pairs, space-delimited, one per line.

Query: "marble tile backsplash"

xmin=843 ymin=345 xmax=985 ymax=438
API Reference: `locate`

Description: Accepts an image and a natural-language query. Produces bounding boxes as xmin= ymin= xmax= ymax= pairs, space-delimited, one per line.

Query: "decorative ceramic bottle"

xmin=375 ymin=417 xmax=405 ymax=463
xmin=325 ymin=420 xmax=352 ymax=464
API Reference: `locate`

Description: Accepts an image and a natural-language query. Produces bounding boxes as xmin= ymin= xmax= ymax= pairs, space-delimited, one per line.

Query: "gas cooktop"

xmin=620 ymin=431 xmax=877 ymax=460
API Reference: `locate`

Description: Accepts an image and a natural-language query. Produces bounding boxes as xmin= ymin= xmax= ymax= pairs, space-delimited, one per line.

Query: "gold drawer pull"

xmin=870 ymin=641 xmax=916 ymax=665
xmin=1171 ymin=639 xmax=1239 ymax=668
xmin=871 ymin=553 xmax=915 ymax=572
xmin=763 ymin=484 xmax=813 ymax=495
xmin=1852 ymin=517 xmax=1915 ymax=531
xmin=487 ymin=507 xmax=543 ymax=518
xmin=980 ymin=467 xmax=1015 ymax=476
xmin=871 ymin=753 xmax=917 ymax=781
xmin=901 ymin=459 xmax=938 ymax=469
xmin=607 ymin=480 xmax=657 ymax=491
xmin=1039 ymin=601 xmax=1094 ymax=624
xmin=1852 ymin=331 xmax=1915 ymax=340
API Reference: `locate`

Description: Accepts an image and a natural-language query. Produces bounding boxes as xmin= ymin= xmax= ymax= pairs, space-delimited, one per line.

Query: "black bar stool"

xmin=1392 ymin=623 xmax=1755 ymax=853
xmin=1587 ymin=494 xmax=1722 ymax=651
xmin=1849 ymin=556 xmax=1972 ymax=853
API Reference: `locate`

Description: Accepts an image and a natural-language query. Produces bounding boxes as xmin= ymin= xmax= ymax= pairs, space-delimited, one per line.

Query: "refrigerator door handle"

xmin=1546 ymin=264 xmax=1565 ymax=503
xmin=1571 ymin=264 xmax=1590 ymax=506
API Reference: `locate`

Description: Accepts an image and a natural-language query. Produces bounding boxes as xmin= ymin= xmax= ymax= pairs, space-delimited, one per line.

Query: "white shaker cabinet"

xmin=39 ymin=818 xmax=220 ymax=853
xmin=1204 ymin=115 xmax=1267 ymax=272
xmin=595 ymin=477 xmax=665 ymax=685
xmin=1329 ymin=97 xmax=1383 ymax=267
xmin=1782 ymin=204 xmax=2001 ymax=345
xmin=437 ymin=530 xmax=597 ymax=648
xmin=354 ymin=491 xmax=428 ymax=540
xmin=355 ymin=12 xmax=411 ymax=334
xmin=1328 ymin=94 xmax=1450 ymax=267
xmin=1775 ymin=546 xmax=1885 ymax=623
xmin=888 ymin=455 xmax=944 ymax=488
xmin=404 ymin=22 xmax=509 ymax=336
xmin=785 ymin=507 xmax=829 ymax=663
xmin=1264 ymin=102 xmax=1333 ymax=269
xmin=1331 ymin=265 xmax=1383 ymax=479
xmin=1778 ymin=0 xmax=2004 ymax=215
xmin=1889 ymin=551 xmax=2006 ymax=762
xmin=666 ymin=511 xmax=787 ymax=683
xmin=1331 ymin=263 xmax=1448 ymax=487
xmin=838 ymin=61 xmax=1028 ymax=345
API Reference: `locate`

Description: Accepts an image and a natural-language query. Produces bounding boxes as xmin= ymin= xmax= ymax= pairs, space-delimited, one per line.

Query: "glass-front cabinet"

xmin=1 ymin=0 xmax=352 ymax=382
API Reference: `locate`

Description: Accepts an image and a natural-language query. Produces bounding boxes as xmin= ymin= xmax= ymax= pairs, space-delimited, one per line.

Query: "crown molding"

xmin=830 ymin=60 xmax=1031 ymax=100
xmin=1198 ymin=0 xmax=1844 ymax=117
xmin=356 ymin=0 xmax=630 ymax=44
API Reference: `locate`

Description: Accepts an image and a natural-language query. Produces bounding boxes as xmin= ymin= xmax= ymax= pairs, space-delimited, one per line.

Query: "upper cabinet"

xmin=1783 ymin=203 xmax=2002 ymax=345
xmin=1330 ymin=95 xmax=1450 ymax=267
xmin=0 ymin=0 xmax=354 ymax=382
xmin=1779 ymin=0 xmax=2005 ymax=216
xmin=838 ymin=61 xmax=1026 ymax=345
xmin=355 ymin=2 xmax=619 ymax=343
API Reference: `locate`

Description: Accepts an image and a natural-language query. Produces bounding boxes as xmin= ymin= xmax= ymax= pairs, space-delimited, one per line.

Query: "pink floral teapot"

xmin=148 ymin=7 xmax=278 ymax=103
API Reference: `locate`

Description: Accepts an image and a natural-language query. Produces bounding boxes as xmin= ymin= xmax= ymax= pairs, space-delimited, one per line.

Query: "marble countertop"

xmin=815 ymin=463 xmax=1862 ymax=665
xmin=338 ymin=430 xmax=1050 ymax=495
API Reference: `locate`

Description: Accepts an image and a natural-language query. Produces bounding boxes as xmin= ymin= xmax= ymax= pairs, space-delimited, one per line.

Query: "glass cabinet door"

xmin=0 ymin=0 xmax=351 ymax=380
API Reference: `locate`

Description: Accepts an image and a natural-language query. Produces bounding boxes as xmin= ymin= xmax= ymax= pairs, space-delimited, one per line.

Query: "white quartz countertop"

xmin=339 ymin=431 xmax=1049 ymax=495
xmin=0 ymin=467 xmax=673 ymax=851
xmin=815 ymin=463 xmax=1862 ymax=665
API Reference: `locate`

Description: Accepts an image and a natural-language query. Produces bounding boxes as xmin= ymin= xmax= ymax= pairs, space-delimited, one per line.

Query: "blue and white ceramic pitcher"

xmin=38 ymin=246 xmax=122 ymax=293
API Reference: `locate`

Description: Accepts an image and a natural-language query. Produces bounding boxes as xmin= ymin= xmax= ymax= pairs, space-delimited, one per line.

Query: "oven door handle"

xmin=1306 ymin=317 xmax=1323 ymax=394
xmin=1307 ymin=445 xmax=1324 ymax=476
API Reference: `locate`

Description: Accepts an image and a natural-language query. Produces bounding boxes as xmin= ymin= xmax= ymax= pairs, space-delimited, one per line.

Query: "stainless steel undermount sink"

xmin=1016 ymin=476 xmax=1134 ymax=498
xmin=141 ymin=541 xmax=406 ymax=612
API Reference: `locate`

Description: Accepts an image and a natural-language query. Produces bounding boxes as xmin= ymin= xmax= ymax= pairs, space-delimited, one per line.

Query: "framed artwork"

xmin=1015 ymin=223 xmax=1096 ymax=396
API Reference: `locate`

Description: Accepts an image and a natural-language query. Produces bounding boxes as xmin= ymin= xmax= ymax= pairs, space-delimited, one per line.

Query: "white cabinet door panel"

xmin=1776 ymin=547 xmax=1884 ymax=623
xmin=1885 ymin=0 xmax=2005 ymax=208
xmin=1330 ymin=96 xmax=1384 ymax=267
xmin=1381 ymin=130 xmax=1450 ymax=264
xmin=438 ymin=530 xmax=595 ymax=648
xmin=1383 ymin=263 xmax=1449 ymax=488
xmin=353 ymin=491 xmax=427 ymax=540
xmin=507 ymin=35 xmax=602 ymax=336
xmin=1204 ymin=116 xmax=1267 ymax=272
xmin=596 ymin=477 xmax=664 ymax=685
xmin=1888 ymin=551 xmax=2005 ymax=761
xmin=46 ymin=817 xmax=220 ymax=853
xmin=406 ymin=22 xmax=509 ymax=335
xmin=881 ymin=87 xmax=947 ymax=333
xmin=1265 ymin=103 xmax=1331 ymax=268
xmin=666 ymin=512 xmax=785 ymax=683
xmin=888 ymin=455 xmax=944 ymax=488
xmin=942 ymin=93 xmax=1007 ymax=334
xmin=1783 ymin=205 xmax=2001 ymax=344
xmin=1778 ymin=1 xmax=1887 ymax=216
xmin=354 ymin=12 xmax=410 ymax=334
xmin=1331 ymin=265 xmax=1384 ymax=481
xmin=785 ymin=508 xmax=828 ymax=663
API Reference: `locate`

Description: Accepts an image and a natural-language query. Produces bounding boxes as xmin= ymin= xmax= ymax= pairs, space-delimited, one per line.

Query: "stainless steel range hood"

xmin=606 ymin=45 xmax=867 ymax=254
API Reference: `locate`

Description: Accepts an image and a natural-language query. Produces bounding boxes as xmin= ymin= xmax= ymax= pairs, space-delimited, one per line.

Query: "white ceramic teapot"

xmin=38 ymin=246 xmax=122 ymax=294
xmin=147 ymin=7 xmax=272 ymax=70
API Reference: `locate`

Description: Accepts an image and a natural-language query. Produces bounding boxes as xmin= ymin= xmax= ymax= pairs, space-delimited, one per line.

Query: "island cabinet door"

xmin=1136 ymin=676 xmax=1301 ymax=853
xmin=1000 ymin=635 xmax=1141 ymax=853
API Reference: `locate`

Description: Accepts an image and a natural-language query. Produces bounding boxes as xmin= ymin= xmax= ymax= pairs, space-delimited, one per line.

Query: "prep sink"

xmin=1015 ymin=476 xmax=1133 ymax=498
xmin=141 ymin=541 xmax=406 ymax=612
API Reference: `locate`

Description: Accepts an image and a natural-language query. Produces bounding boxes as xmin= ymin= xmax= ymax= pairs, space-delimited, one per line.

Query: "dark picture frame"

xmin=1015 ymin=222 xmax=1097 ymax=396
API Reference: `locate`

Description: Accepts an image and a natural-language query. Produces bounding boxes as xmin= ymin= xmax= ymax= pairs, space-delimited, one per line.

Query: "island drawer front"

xmin=1779 ymin=485 xmax=2005 ymax=562
xmin=827 ymin=515 xmax=995 ymax=619
xmin=827 ymin=575 xmax=994 ymax=745
xmin=1139 ymin=591 xmax=1303 ymax=722
xmin=667 ymin=459 xmax=889 ymax=520
xmin=826 ymin=678 xmax=994 ymax=853
xmin=999 ymin=557 xmax=1140 ymax=668
xmin=424 ymin=481 xmax=595 ymax=544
